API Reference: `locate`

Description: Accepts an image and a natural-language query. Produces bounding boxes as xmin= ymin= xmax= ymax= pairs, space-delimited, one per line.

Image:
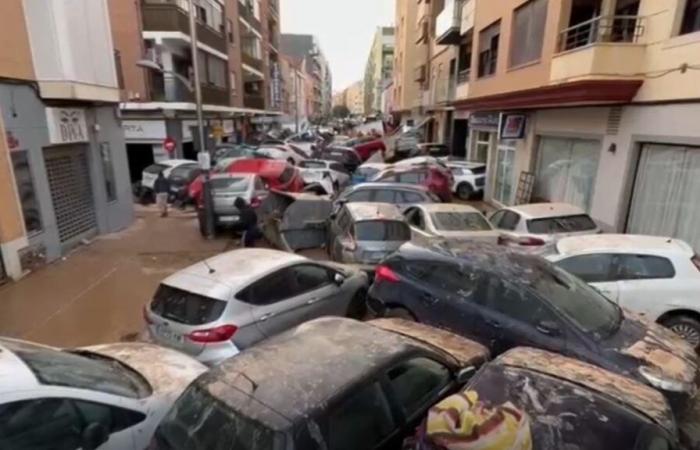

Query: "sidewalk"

xmin=0 ymin=206 xmax=233 ymax=348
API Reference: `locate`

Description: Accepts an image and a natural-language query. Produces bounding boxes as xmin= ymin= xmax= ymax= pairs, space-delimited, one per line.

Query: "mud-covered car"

xmin=369 ymin=242 xmax=699 ymax=413
xmin=150 ymin=318 xmax=489 ymax=450
xmin=412 ymin=347 xmax=681 ymax=450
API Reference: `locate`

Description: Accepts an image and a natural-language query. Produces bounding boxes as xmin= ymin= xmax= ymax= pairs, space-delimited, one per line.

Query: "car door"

xmin=253 ymin=176 xmax=269 ymax=202
xmin=491 ymin=210 xmax=522 ymax=245
xmin=404 ymin=207 xmax=433 ymax=244
xmin=286 ymin=263 xmax=348 ymax=320
xmin=329 ymin=208 xmax=353 ymax=262
xmin=555 ymin=254 xmax=619 ymax=302
xmin=612 ymin=254 xmax=677 ymax=319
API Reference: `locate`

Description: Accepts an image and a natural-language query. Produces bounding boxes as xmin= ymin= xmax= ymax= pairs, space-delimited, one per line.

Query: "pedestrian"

xmin=154 ymin=172 xmax=170 ymax=218
xmin=235 ymin=197 xmax=261 ymax=247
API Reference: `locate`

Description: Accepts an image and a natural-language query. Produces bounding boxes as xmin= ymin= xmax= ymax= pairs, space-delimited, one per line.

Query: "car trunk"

xmin=353 ymin=220 xmax=411 ymax=265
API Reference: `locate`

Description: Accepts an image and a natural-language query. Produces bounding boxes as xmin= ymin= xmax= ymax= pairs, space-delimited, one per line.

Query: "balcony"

xmin=243 ymin=94 xmax=266 ymax=109
xmin=269 ymin=0 xmax=279 ymax=18
xmin=416 ymin=0 xmax=433 ymax=27
xmin=239 ymin=0 xmax=262 ymax=31
xmin=142 ymin=1 xmax=226 ymax=53
xmin=415 ymin=64 xmax=427 ymax=82
xmin=551 ymin=15 xmax=646 ymax=83
xmin=436 ymin=0 xmax=462 ymax=45
xmin=151 ymin=77 xmax=230 ymax=106
xmin=456 ymin=69 xmax=470 ymax=100
xmin=241 ymin=52 xmax=264 ymax=73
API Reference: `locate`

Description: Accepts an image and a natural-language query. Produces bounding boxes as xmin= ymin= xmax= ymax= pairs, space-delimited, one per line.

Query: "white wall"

xmin=23 ymin=0 xmax=117 ymax=88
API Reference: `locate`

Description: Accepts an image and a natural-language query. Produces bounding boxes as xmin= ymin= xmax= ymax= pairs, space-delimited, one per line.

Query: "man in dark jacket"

xmin=235 ymin=197 xmax=261 ymax=247
xmin=153 ymin=172 xmax=171 ymax=217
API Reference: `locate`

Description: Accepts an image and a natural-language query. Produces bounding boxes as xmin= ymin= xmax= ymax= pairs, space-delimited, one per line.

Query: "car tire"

xmin=457 ymin=183 xmax=474 ymax=201
xmin=661 ymin=315 xmax=700 ymax=349
xmin=385 ymin=307 xmax=416 ymax=321
xmin=346 ymin=289 xmax=368 ymax=320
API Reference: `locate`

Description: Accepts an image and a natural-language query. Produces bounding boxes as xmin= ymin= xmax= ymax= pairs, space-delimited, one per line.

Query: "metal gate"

xmin=44 ymin=145 xmax=98 ymax=247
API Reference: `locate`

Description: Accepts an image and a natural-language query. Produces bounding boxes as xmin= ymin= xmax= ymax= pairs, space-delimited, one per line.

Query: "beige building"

xmin=345 ymin=81 xmax=366 ymax=116
xmin=392 ymin=0 xmax=423 ymax=122
xmin=363 ymin=27 xmax=395 ymax=115
xmin=418 ymin=0 xmax=700 ymax=252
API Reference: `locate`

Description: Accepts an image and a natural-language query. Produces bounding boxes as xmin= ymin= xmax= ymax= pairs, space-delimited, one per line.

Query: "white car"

xmin=547 ymin=234 xmax=700 ymax=348
xmin=298 ymin=159 xmax=351 ymax=191
xmin=0 ymin=337 xmax=205 ymax=450
xmin=404 ymin=203 xmax=500 ymax=245
xmin=256 ymin=145 xmax=307 ymax=165
xmin=446 ymin=161 xmax=487 ymax=200
xmin=489 ymin=202 xmax=600 ymax=252
xmin=141 ymin=159 xmax=197 ymax=191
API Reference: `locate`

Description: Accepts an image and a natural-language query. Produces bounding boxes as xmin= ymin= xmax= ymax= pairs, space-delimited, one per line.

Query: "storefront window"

xmin=494 ymin=141 xmax=516 ymax=205
xmin=99 ymin=143 xmax=117 ymax=202
xmin=10 ymin=151 xmax=42 ymax=234
xmin=473 ymin=131 xmax=492 ymax=163
xmin=533 ymin=137 xmax=600 ymax=212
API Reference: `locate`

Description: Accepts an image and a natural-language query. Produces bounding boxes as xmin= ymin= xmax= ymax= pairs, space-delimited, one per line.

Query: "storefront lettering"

xmin=46 ymin=108 xmax=88 ymax=144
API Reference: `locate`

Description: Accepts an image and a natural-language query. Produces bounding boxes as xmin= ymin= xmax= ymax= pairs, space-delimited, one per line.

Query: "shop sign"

xmin=6 ymin=131 xmax=20 ymax=151
xmin=468 ymin=112 xmax=500 ymax=130
xmin=223 ymin=120 xmax=235 ymax=135
xmin=46 ymin=108 xmax=88 ymax=144
xmin=122 ymin=120 xmax=167 ymax=141
xmin=182 ymin=120 xmax=198 ymax=141
xmin=499 ymin=113 xmax=527 ymax=140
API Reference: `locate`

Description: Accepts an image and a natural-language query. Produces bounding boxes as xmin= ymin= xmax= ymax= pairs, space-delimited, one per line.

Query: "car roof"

xmin=350 ymin=182 xmax=430 ymax=192
xmin=210 ymin=173 xmax=254 ymax=180
xmin=0 ymin=338 xmax=42 ymax=392
xmin=505 ymin=202 xmax=587 ymax=219
xmin=556 ymin=234 xmax=695 ymax=257
xmin=160 ymin=159 xmax=196 ymax=167
xmin=496 ymin=347 xmax=675 ymax=432
xmin=229 ymin=159 xmax=287 ymax=177
xmin=417 ymin=203 xmax=481 ymax=214
xmin=163 ymin=249 xmax=306 ymax=292
xmin=198 ymin=318 xmax=452 ymax=427
xmin=345 ymin=202 xmax=404 ymax=221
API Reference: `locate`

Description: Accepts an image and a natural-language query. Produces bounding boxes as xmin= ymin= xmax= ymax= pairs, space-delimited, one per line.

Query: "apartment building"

xmin=428 ymin=0 xmax=700 ymax=252
xmin=0 ymin=0 xmax=134 ymax=281
xmin=110 ymin=0 xmax=282 ymax=184
xmin=393 ymin=0 xmax=422 ymax=124
xmin=280 ymin=34 xmax=332 ymax=122
xmin=363 ymin=27 xmax=396 ymax=115
xmin=279 ymin=54 xmax=310 ymax=131
xmin=345 ymin=81 xmax=366 ymax=116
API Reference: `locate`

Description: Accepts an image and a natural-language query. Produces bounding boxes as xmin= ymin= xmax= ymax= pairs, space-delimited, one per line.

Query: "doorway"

xmin=452 ymin=119 xmax=469 ymax=158
xmin=126 ymin=144 xmax=155 ymax=184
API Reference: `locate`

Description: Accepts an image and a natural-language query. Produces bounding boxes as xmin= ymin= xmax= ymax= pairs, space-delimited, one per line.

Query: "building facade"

xmin=0 ymin=0 xmax=134 ymax=281
xmin=345 ymin=81 xmax=366 ymax=116
xmin=364 ymin=27 xmax=396 ymax=115
xmin=413 ymin=0 xmax=700 ymax=252
xmin=392 ymin=0 xmax=422 ymax=124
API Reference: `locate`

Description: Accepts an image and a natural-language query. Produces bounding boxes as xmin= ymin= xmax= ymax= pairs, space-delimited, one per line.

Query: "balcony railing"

xmin=243 ymin=94 xmax=266 ymax=109
xmin=557 ymin=15 xmax=645 ymax=53
xmin=241 ymin=52 xmax=264 ymax=72
xmin=457 ymin=69 xmax=470 ymax=85
xmin=436 ymin=0 xmax=462 ymax=45
xmin=415 ymin=64 xmax=427 ymax=82
xmin=142 ymin=1 xmax=226 ymax=53
xmin=239 ymin=1 xmax=262 ymax=30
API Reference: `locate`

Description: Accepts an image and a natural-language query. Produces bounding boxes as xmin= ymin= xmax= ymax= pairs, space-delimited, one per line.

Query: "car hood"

xmin=437 ymin=230 xmax=500 ymax=244
xmin=601 ymin=312 xmax=698 ymax=388
xmin=84 ymin=343 xmax=207 ymax=397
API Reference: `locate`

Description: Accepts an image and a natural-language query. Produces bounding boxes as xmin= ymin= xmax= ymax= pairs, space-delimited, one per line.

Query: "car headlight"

xmin=638 ymin=366 xmax=696 ymax=394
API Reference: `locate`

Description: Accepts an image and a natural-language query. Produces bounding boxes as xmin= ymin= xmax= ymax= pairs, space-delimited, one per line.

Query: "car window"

xmin=498 ymin=211 xmax=520 ymax=231
xmin=399 ymin=172 xmax=423 ymax=184
xmin=330 ymin=162 xmax=348 ymax=174
xmin=144 ymin=163 xmax=168 ymax=174
xmin=74 ymin=400 xmax=146 ymax=434
xmin=300 ymin=161 xmax=326 ymax=169
xmin=430 ymin=212 xmax=492 ymax=231
xmin=254 ymin=177 xmax=265 ymax=190
xmin=404 ymin=262 xmax=473 ymax=295
xmin=615 ymin=255 xmax=676 ymax=280
xmin=238 ymin=268 xmax=296 ymax=305
xmin=151 ymin=285 xmax=227 ymax=325
xmin=557 ymin=254 xmax=616 ymax=283
xmin=337 ymin=208 xmax=352 ymax=231
xmin=210 ymin=177 xmax=249 ymax=192
xmin=346 ymin=190 xmax=373 ymax=202
xmin=490 ymin=210 xmax=506 ymax=227
xmin=474 ymin=276 xmax=558 ymax=327
xmin=326 ymin=382 xmax=395 ymax=450
xmin=527 ymin=214 xmax=597 ymax=234
xmin=386 ymin=358 xmax=451 ymax=419
xmin=289 ymin=264 xmax=332 ymax=294
xmin=399 ymin=191 xmax=428 ymax=204
xmin=374 ymin=189 xmax=397 ymax=203
xmin=0 ymin=399 xmax=83 ymax=450
xmin=355 ymin=221 xmax=411 ymax=242
xmin=405 ymin=209 xmax=425 ymax=230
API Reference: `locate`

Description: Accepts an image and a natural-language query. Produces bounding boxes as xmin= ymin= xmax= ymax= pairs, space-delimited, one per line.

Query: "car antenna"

xmin=203 ymin=258 xmax=216 ymax=274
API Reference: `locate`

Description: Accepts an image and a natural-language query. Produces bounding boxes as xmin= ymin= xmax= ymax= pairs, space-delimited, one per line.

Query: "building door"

xmin=627 ymin=144 xmax=700 ymax=252
xmin=452 ymin=120 xmax=469 ymax=158
xmin=44 ymin=145 xmax=98 ymax=249
xmin=493 ymin=141 xmax=516 ymax=205
xmin=126 ymin=144 xmax=155 ymax=184
xmin=533 ymin=137 xmax=601 ymax=212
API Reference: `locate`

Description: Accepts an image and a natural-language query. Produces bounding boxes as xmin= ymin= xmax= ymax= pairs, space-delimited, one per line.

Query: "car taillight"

xmin=520 ymin=237 xmax=546 ymax=247
xmin=250 ymin=197 xmax=262 ymax=208
xmin=187 ymin=325 xmax=238 ymax=343
xmin=375 ymin=265 xmax=400 ymax=283
xmin=692 ymin=255 xmax=700 ymax=272
xmin=143 ymin=305 xmax=154 ymax=325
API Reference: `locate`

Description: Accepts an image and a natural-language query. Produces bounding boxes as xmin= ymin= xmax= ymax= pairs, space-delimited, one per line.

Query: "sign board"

xmin=223 ymin=120 xmax=235 ymax=135
xmin=163 ymin=137 xmax=177 ymax=154
xmin=197 ymin=152 xmax=211 ymax=171
xmin=46 ymin=108 xmax=88 ymax=144
xmin=499 ymin=113 xmax=527 ymax=140
xmin=182 ymin=120 xmax=198 ymax=141
xmin=469 ymin=112 xmax=500 ymax=131
xmin=122 ymin=120 xmax=167 ymax=141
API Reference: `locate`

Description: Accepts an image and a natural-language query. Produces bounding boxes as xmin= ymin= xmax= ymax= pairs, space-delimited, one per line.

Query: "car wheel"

xmin=662 ymin=315 xmax=700 ymax=349
xmin=385 ymin=307 xmax=416 ymax=321
xmin=457 ymin=183 xmax=474 ymax=201
xmin=346 ymin=289 xmax=368 ymax=320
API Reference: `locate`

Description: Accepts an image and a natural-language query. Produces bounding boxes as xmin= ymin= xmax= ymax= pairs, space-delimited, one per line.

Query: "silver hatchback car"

xmin=210 ymin=173 xmax=268 ymax=229
xmin=144 ymin=249 xmax=368 ymax=366
xmin=327 ymin=202 xmax=412 ymax=268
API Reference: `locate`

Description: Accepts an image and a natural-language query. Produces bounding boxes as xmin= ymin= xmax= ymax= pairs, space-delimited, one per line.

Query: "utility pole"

xmin=294 ymin=70 xmax=299 ymax=134
xmin=188 ymin=0 xmax=214 ymax=238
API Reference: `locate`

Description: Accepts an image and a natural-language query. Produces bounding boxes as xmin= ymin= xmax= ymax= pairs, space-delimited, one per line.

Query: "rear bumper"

xmin=147 ymin=326 xmax=240 ymax=367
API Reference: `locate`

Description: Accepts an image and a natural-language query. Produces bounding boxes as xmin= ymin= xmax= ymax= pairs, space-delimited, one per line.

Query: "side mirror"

xmin=456 ymin=366 xmax=477 ymax=384
xmin=82 ymin=423 xmax=109 ymax=450
xmin=333 ymin=273 xmax=346 ymax=286
xmin=536 ymin=320 xmax=561 ymax=337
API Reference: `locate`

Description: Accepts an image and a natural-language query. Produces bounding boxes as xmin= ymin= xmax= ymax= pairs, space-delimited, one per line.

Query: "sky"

xmin=281 ymin=0 xmax=395 ymax=93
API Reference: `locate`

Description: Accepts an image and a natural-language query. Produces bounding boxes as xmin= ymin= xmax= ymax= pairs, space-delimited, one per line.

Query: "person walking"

xmin=154 ymin=172 xmax=171 ymax=218
xmin=235 ymin=197 xmax=261 ymax=247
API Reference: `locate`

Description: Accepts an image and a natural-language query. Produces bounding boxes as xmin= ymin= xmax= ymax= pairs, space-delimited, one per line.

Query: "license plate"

xmin=219 ymin=215 xmax=240 ymax=223
xmin=157 ymin=325 xmax=183 ymax=344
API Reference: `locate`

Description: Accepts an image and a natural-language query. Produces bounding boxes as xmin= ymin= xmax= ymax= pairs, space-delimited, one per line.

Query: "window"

xmin=330 ymin=162 xmax=348 ymax=174
xmin=406 ymin=209 xmax=426 ymax=230
xmin=399 ymin=191 xmax=428 ymax=203
xmin=0 ymin=398 xmax=82 ymax=450
xmin=557 ymin=254 xmax=615 ymax=283
xmin=398 ymin=172 xmax=425 ymax=184
xmin=478 ymin=21 xmax=500 ymax=77
xmin=231 ymin=72 xmax=238 ymax=97
xmin=489 ymin=210 xmax=505 ymax=227
xmin=99 ymin=143 xmax=117 ymax=202
xmin=457 ymin=38 xmax=472 ymax=83
xmin=498 ymin=211 xmax=520 ymax=231
xmin=527 ymin=215 xmax=598 ymax=234
xmin=510 ymin=0 xmax=548 ymax=67
xmin=289 ymin=264 xmax=332 ymax=293
xmin=386 ymin=358 xmax=451 ymax=418
xmin=431 ymin=212 xmax=492 ymax=231
xmin=10 ymin=151 xmax=42 ymax=234
xmin=327 ymin=383 xmax=395 ymax=450
xmin=405 ymin=262 xmax=473 ymax=295
xmin=374 ymin=189 xmax=398 ymax=203
xmin=227 ymin=18 xmax=235 ymax=43
xmin=494 ymin=141 xmax=516 ymax=205
xmin=337 ymin=209 xmax=352 ymax=232
xmin=346 ymin=190 xmax=373 ymax=202
xmin=615 ymin=255 xmax=676 ymax=280
xmin=475 ymin=276 xmax=558 ymax=327
xmin=355 ymin=221 xmax=411 ymax=242
xmin=473 ymin=131 xmax=491 ymax=163
xmin=206 ymin=56 xmax=227 ymax=88
xmin=151 ymin=285 xmax=226 ymax=325
xmin=681 ymin=0 xmax=700 ymax=35
xmin=240 ymin=265 xmax=331 ymax=304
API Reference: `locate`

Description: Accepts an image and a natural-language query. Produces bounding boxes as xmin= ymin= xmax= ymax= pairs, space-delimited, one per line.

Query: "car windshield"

xmin=153 ymin=385 xmax=282 ymax=450
xmin=357 ymin=167 xmax=381 ymax=178
xmin=151 ymin=285 xmax=227 ymax=325
xmin=300 ymin=161 xmax=326 ymax=169
xmin=1 ymin=339 xmax=149 ymax=398
xmin=527 ymin=214 xmax=597 ymax=234
xmin=218 ymin=147 xmax=247 ymax=159
xmin=144 ymin=164 xmax=168 ymax=174
xmin=170 ymin=165 xmax=199 ymax=179
xmin=355 ymin=221 xmax=411 ymax=241
xmin=431 ymin=212 xmax=492 ymax=231
xmin=525 ymin=260 xmax=622 ymax=337
xmin=210 ymin=177 xmax=249 ymax=192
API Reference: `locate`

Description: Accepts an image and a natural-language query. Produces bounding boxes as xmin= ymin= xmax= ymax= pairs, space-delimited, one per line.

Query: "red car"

xmin=373 ymin=166 xmax=453 ymax=202
xmin=352 ymin=137 xmax=386 ymax=161
xmin=189 ymin=159 xmax=304 ymax=204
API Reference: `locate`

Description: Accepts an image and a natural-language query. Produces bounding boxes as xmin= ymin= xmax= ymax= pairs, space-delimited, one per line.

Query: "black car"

xmin=413 ymin=347 xmax=680 ymax=449
xmin=368 ymin=242 xmax=699 ymax=413
xmin=316 ymin=146 xmax=362 ymax=172
xmin=167 ymin=163 xmax=202 ymax=206
xmin=150 ymin=318 xmax=489 ymax=450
